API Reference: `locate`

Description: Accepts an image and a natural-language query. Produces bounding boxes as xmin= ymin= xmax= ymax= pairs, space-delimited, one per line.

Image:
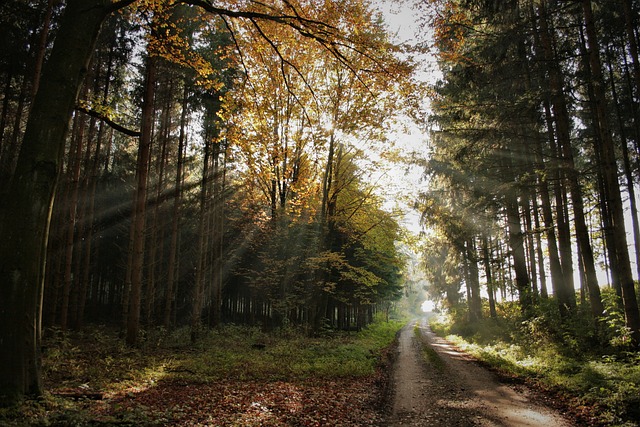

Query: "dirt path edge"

xmin=384 ymin=318 xmax=578 ymax=427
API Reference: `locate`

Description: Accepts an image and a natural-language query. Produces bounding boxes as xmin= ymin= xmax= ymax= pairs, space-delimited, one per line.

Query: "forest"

xmin=1 ymin=0 xmax=640 ymax=425
xmin=0 ymin=0 xmax=420 ymax=409
xmin=420 ymin=0 xmax=640 ymax=349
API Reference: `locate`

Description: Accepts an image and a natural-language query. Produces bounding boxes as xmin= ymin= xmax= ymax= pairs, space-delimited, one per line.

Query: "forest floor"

xmin=1 ymin=319 xmax=600 ymax=426
xmin=1 ymin=323 xmax=397 ymax=426
xmin=386 ymin=318 xmax=575 ymax=427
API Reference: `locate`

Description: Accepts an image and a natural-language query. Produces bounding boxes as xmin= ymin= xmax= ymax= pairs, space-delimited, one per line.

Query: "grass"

xmin=0 ymin=319 xmax=404 ymax=426
xmin=171 ymin=319 xmax=403 ymax=381
xmin=429 ymin=310 xmax=640 ymax=427
xmin=414 ymin=324 xmax=445 ymax=372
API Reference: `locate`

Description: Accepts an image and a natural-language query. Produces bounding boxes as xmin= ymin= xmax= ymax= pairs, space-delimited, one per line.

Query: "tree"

xmin=0 ymin=0 xmax=412 ymax=403
xmin=580 ymin=0 xmax=639 ymax=343
xmin=0 ymin=0 xmax=120 ymax=405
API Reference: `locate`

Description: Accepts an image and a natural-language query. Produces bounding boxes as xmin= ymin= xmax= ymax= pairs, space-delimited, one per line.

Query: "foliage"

xmin=418 ymin=0 xmax=640 ymax=356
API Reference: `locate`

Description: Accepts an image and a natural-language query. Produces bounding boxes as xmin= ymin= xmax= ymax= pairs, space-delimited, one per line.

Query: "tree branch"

xmin=75 ymin=105 xmax=141 ymax=137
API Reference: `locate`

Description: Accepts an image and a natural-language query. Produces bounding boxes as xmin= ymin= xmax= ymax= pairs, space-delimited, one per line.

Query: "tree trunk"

xmin=0 ymin=0 xmax=112 ymax=405
xmin=546 ymin=63 xmax=604 ymax=320
xmin=532 ymin=197 xmax=548 ymax=299
xmin=582 ymin=0 xmax=640 ymax=344
xmin=146 ymin=80 xmax=171 ymax=327
xmin=522 ymin=191 xmax=538 ymax=300
xmin=192 ymin=130 xmax=212 ymax=342
xmin=623 ymin=0 xmax=640 ymax=97
xmin=501 ymin=142 xmax=532 ymax=314
xmin=482 ymin=236 xmax=497 ymax=319
xmin=164 ymin=84 xmax=188 ymax=329
xmin=209 ymin=139 xmax=225 ymax=328
xmin=59 ymin=111 xmax=87 ymax=330
xmin=466 ymin=237 xmax=482 ymax=321
xmin=126 ymin=55 xmax=157 ymax=346
xmin=607 ymin=48 xmax=640 ymax=283
xmin=533 ymin=117 xmax=565 ymax=305
xmin=537 ymin=8 xmax=603 ymax=321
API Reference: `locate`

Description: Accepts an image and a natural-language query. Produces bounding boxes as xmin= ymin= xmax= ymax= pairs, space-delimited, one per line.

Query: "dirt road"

xmin=387 ymin=318 xmax=574 ymax=427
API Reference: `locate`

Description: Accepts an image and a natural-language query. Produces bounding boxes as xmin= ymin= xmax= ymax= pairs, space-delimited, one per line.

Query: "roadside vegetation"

xmin=0 ymin=318 xmax=404 ymax=426
xmin=429 ymin=290 xmax=640 ymax=427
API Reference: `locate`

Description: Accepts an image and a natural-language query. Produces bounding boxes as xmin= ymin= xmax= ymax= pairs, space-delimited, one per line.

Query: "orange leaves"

xmin=431 ymin=0 xmax=473 ymax=64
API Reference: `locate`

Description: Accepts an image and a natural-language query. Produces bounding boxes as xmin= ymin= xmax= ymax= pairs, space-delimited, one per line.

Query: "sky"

xmin=371 ymin=0 xmax=436 ymax=235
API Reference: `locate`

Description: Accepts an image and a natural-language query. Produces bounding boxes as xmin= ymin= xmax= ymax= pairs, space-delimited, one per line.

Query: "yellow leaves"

xmin=431 ymin=0 xmax=473 ymax=65
xmin=306 ymin=251 xmax=382 ymax=295
xmin=77 ymin=98 xmax=113 ymax=120
xmin=129 ymin=2 xmax=233 ymax=91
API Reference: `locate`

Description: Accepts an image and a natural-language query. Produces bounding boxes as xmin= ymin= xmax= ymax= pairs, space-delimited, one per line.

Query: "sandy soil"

xmin=386 ymin=318 xmax=575 ymax=427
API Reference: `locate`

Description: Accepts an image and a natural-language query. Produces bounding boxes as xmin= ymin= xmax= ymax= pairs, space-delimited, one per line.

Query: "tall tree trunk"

xmin=535 ymin=15 xmax=603 ymax=322
xmin=537 ymin=3 xmax=590 ymax=313
xmin=505 ymin=195 xmax=532 ymax=314
xmin=582 ymin=0 xmax=640 ymax=343
xmin=522 ymin=191 xmax=538 ymax=300
xmin=76 ymin=119 xmax=104 ymax=329
xmin=0 ymin=0 xmax=112 ymax=405
xmin=192 ymin=132 xmax=212 ymax=342
xmin=60 ymin=110 xmax=87 ymax=330
xmin=77 ymin=36 xmax=116 ymax=328
xmin=482 ymin=236 xmax=497 ymax=318
xmin=126 ymin=55 xmax=157 ymax=346
xmin=532 ymin=197 xmax=548 ymax=299
xmin=623 ymin=0 xmax=640 ymax=97
xmin=607 ymin=49 xmax=640 ymax=282
xmin=146 ymin=80 xmax=171 ymax=327
xmin=209 ymin=139 xmax=225 ymax=328
xmin=466 ymin=237 xmax=482 ymax=321
xmin=164 ymin=85 xmax=188 ymax=329
xmin=501 ymin=146 xmax=532 ymax=314
xmin=534 ymin=114 xmax=565 ymax=305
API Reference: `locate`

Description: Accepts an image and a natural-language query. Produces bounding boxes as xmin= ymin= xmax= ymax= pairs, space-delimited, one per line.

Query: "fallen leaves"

xmin=90 ymin=377 xmax=386 ymax=426
xmin=18 ymin=324 xmax=399 ymax=426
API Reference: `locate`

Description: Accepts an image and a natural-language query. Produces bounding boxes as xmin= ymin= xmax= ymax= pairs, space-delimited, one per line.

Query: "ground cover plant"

xmin=429 ymin=293 xmax=640 ymax=427
xmin=0 ymin=319 xmax=403 ymax=426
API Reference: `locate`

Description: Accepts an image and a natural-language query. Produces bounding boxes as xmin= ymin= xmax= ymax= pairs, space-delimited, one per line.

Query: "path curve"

xmin=387 ymin=318 xmax=574 ymax=427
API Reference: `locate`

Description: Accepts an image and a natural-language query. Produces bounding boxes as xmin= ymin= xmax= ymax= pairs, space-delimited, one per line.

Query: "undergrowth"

xmin=430 ymin=291 xmax=640 ymax=427
xmin=0 ymin=318 xmax=403 ymax=426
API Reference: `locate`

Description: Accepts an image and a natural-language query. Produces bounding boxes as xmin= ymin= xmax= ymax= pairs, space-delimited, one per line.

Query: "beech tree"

xmin=0 ymin=0 xmax=122 ymax=405
xmin=0 ymin=0 xmax=415 ymax=404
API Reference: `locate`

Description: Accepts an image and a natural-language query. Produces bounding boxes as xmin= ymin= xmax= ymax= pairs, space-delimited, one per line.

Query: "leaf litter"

xmin=89 ymin=377 xmax=386 ymax=426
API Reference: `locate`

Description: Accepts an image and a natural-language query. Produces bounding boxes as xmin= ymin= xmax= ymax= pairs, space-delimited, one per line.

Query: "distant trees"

xmin=0 ymin=0 xmax=414 ymax=405
xmin=419 ymin=0 xmax=640 ymax=345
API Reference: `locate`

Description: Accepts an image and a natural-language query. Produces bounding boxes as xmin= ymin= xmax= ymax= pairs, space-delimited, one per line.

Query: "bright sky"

xmin=374 ymin=0 xmax=421 ymax=43
xmin=370 ymin=1 xmax=435 ymax=235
